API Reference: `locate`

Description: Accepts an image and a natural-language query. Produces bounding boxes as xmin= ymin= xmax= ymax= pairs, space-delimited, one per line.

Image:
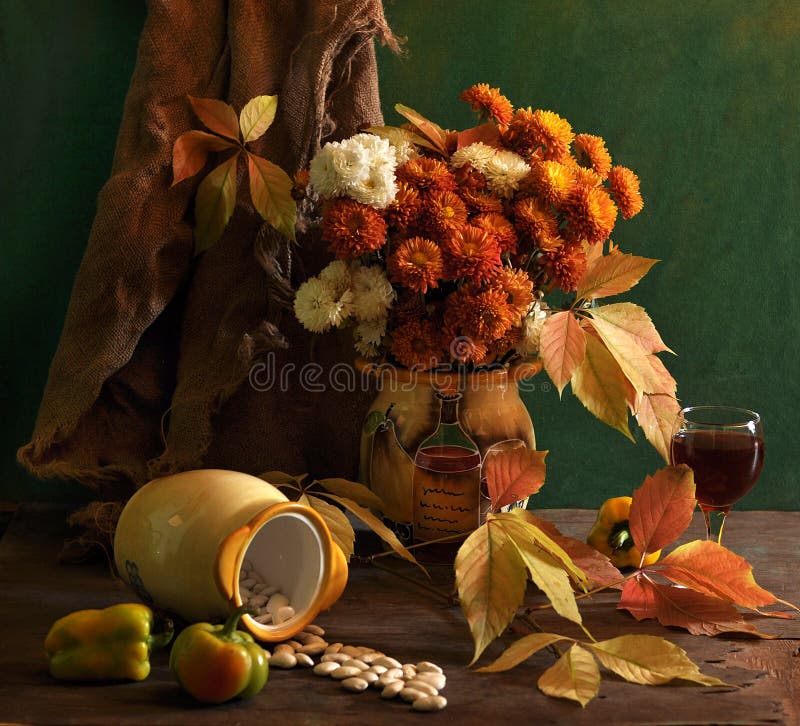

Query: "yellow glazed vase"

xmin=356 ymin=359 xmax=542 ymax=546
xmin=113 ymin=469 xmax=348 ymax=642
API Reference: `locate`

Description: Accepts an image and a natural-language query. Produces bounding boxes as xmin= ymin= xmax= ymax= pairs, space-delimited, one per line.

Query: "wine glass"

xmin=670 ymin=405 xmax=765 ymax=544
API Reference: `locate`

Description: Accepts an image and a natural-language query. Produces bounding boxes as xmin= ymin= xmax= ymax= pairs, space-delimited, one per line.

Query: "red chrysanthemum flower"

xmin=525 ymin=161 xmax=576 ymax=206
xmin=444 ymin=287 xmax=516 ymax=342
xmin=419 ymin=189 xmax=468 ymax=237
xmin=460 ymin=83 xmax=515 ymax=125
xmin=607 ymin=165 xmax=644 ymax=219
xmin=388 ymin=236 xmax=443 ymax=294
xmin=396 ymin=157 xmax=457 ymax=192
xmin=390 ymin=318 xmax=445 ymax=370
xmin=573 ymin=134 xmax=612 ymax=179
xmin=385 ymin=182 xmax=422 ymax=234
xmin=459 ymin=190 xmax=505 ymax=215
xmin=503 ymin=107 xmax=574 ymax=161
xmin=442 ymin=225 xmax=502 ymax=282
xmin=513 ymin=197 xmax=560 ymax=245
xmin=566 ymin=184 xmax=618 ymax=245
xmin=488 ymin=267 xmax=534 ymax=318
xmin=544 ymin=240 xmax=588 ymax=292
xmin=472 ymin=212 xmax=519 ymax=253
xmin=322 ymin=198 xmax=387 ymax=259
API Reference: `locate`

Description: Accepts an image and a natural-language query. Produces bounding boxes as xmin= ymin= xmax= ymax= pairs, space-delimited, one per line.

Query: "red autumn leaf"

xmin=171 ymin=130 xmax=238 ymax=187
xmin=484 ymin=448 xmax=547 ymax=511
xmin=619 ymin=574 xmax=769 ymax=637
xmin=629 ymin=464 xmax=696 ymax=557
xmin=394 ymin=103 xmax=449 ymax=155
xmin=457 ymin=123 xmax=503 ymax=150
xmin=575 ymin=251 xmax=658 ymax=301
xmin=540 ymin=311 xmax=586 ymax=396
xmin=525 ymin=514 xmax=624 ymax=590
xmin=658 ymin=540 xmax=777 ymax=610
xmin=188 ymin=96 xmax=240 ymax=141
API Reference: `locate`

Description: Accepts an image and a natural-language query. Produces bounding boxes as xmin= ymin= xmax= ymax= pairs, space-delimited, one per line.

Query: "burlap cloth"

xmin=18 ymin=1 xmax=399 ymax=506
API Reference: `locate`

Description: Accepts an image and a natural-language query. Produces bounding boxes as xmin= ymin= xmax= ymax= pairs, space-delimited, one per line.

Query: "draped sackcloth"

xmin=18 ymin=1 xmax=398 ymax=529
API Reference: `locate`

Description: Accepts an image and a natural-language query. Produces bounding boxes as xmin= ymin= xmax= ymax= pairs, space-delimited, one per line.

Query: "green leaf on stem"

xmin=194 ymin=153 xmax=239 ymax=254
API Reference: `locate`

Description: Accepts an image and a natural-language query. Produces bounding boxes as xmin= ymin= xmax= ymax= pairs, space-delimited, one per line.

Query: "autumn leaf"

xmin=538 ymin=644 xmax=600 ymax=708
xmin=454 ymin=520 xmax=527 ymax=665
xmin=476 ymin=632 xmax=569 ymax=673
xmin=247 ymin=152 xmax=297 ymax=241
xmin=364 ymin=125 xmax=442 ymax=154
xmin=588 ymin=634 xmax=728 ymax=687
xmin=658 ymin=540 xmax=777 ymax=610
xmin=394 ymin=103 xmax=449 ymax=155
xmin=575 ymin=251 xmax=658 ymax=301
xmin=629 ymin=464 xmax=696 ymax=557
xmin=586 ymin=315 xmax=653 ymax=401
xmin=636 ymin=392 xmax=681 ymax=463
xmin=570 ymin=328 xmax=635 ymax=440
xmin=171 ymin=130 xmax=237 ymax=187
xmin=589 ymin=303 xmax=673 ymax=355
xmin=194 ymin=153 xmax=239 ymax=254
xmin=540 ymin=311 xmax=586 ymax=396
xmin=258 ymin=470 xmax=307 ymax=488
xmin=316 ymin=477 xmax=386 ymax=512
xmin=319 ymin=493 xmax=427 ymax=576
xmin=619 ymin=575 xmax=769 ymax=637
xmin=188 ymin=96 xmax=240 ymax=141
xmin=457 ymin=123 xmax=503 ymax=150
xmin=483 ymin=448 xmax=547 ymax=510
xmin=239 ymin=94 xmax=278 ymax=143
xmin=299 ymin=493 xmax=355 ymax=560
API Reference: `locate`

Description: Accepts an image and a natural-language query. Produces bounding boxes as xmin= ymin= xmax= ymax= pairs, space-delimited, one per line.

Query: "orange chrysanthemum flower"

xmin=568 ymin=161 xmax=603 ymax=188
xmin=525 ymin=161 xmax=575 ymax=206
xmin=513 ymin=197 xmax=560 ymax=245
xmin=573 ymin=134 xmax=612 ymax=179
xmin=472 ymin=212 xmax=519 ymax=254
xmin=489 ymin=267 xmax=534 ymax=318
xmin=388 ymin=236 xmax=443 ymax=294
xmin=442 ymin=225 xmax=502 ymax=282
xmin=390 ymin=318 xmax=445 ymax=370
xmin=544 ymin=240 xmax=588 ymax=292
xmin=503 ymin=107 xmax=574 ymax=161
xmin=385 ymin=182 xmax=422 ymax=234
xmin=396 ymin=157 xmax=457 ymax=192
xmin=322 ymin=198 xmax=387 ymax=259
xmin=607 ymin=165 xmax=644 ymax=219
xmin=442 ymin=325 xmax=490 ymax=366
xmin=488 ymin=326 xmax=523 ymax=359
xmin=459 ymin=190 xmax=504 ymax=215
xmin=453 ymin=162 xmax=488 ymax=193
xmin=445 ymin=287 xmax=516 ymax=342
xmin=291 ymin=168 xmax=310 ymax=200
xmin=460 ymin=83 xmax=515 ymax=125
xmin=393 ymin=291 xmax=428 ymax=325
xmin=420 ymin=189 xmax=468 ymax=237
xmin=566 ymin=184 xmax=618 ymax=245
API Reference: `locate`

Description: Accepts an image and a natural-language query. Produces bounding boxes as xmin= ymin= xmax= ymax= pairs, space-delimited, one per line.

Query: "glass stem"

xmin=702 ymin=509 xmax=728 ymax=544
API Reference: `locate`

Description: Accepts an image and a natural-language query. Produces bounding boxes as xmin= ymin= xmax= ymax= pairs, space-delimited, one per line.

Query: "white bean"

xmin=248 ymin=595 xmax=268 ymax=609
xmin=273 ymin=606 xmax=296 ymax=624
xmin=331 ymin=666 xmax=363 ymax=680
xmin=275 ymin=643 xmax=295 ymax=655
xmin=313 ymin=661 xmax=341 ymax=676
xmin=400 ymin=687 xmax=424 ymax=703
xmin=402 ymin=664 xmax=417 ymax=681
xmin=416 ymin=661 xmax=443 ymax=674
xmin=405 ymin=680 xmax=438 ymax=696
xmin=360 ymin=670 xmax=379 ymax=684
xmin=381 ymin=680 xmax=404 ymax=699
xmin=295 ymin=653 xmax=314 ymax=668
xmin=298 ymin=642 xmax=327 ymax=656
xmin=414 ymin=672 xmax=446 ymax=690
xmin=305 ymin=623 xmax=325 ymax=636
xmin=413 ymin=695 xmax=448 ymax=712
xmin=240 ymin=578 xmax=256 ymax=589
xmin=341 ymin=659 xmax=369 ymax=671
xmin=374 ymin=656 xmax=402 ymax=669
xmin=266 ymin=593 xmax=290 ymax=615
xmin=341 ymin=677 xmax=369 ymax=693
xmin=269 ymin=651 xmax=297 ymax=669
xmin=321 ymin=653 xmax=348 ymax=663
xmin=254 ymin=613 xmax=273 ymax=624
xmin=368 ymin=664 xmax=387 ymax=676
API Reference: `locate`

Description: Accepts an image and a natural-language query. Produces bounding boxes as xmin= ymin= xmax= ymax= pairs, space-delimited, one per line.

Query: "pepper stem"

xmin=609 ymin=520 xmax=634 ymax=552
xmin=221 ymin=605 xmax=256 ymax=638
xmin=149 ymin=615 xmax=174 ymax=650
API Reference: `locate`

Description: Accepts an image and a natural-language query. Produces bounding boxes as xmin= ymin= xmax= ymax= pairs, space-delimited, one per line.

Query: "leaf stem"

xmin=369 ymin=558 xmax=455 ymax=604
xmin=516 ymin=612 xmax=564 ymax=658
xmin=367 ymin=532 xmax=467 ymax=560
xmin=524 ymin=573 xmax=634 ymax=612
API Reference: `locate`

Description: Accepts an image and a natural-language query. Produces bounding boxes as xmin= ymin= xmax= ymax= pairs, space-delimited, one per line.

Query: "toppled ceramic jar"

xmin=113 ymin=469 xmax=348 ymax=642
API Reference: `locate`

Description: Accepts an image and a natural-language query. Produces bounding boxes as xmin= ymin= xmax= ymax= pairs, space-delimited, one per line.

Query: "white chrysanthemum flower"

xmin=353 ymin=317 xmax=387 ymax=358
xmin=327 ymin=289 xmax=355 ymax=328
xmin=516 ymin=302 xmax=548 ymax=356
xmin=391 ymin=137 xmax=420 ymax=165
xmin=309 ymin=142 xmax=344 ymax=198
xmin=351 ymin=264 xmax=395 ymax=321
xmin=349 ymin=165 xmax=397 ymax=208
xmin=449 ymin=142 xmax=498 ymax=172
xmin=483 ymin=149 xmax=530 ymax=198
xmin=318 ymin=260 xmax=352 ymax=298
xmin=330 ymin=142 xmax=371 ymax=185
xmin=294 ymin=277 xmax=354 ymax=333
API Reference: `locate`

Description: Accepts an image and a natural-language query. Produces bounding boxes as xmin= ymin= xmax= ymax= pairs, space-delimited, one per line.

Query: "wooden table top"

xmin=1 ymin=506 xmax=798 ymax=725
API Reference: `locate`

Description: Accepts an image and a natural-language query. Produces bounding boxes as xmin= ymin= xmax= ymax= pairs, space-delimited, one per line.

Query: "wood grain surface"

xmin=1 ymin=507 xmax=798 ymax=725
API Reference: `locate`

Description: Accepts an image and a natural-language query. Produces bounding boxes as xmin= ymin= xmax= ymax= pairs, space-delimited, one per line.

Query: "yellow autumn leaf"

xmin=239 ymin=94 xmax=278 ymax=143
xmin=537 ymin=644 xmax=600 ymax=708
xmin=454 ymin=520 xmax=528 ymax=665
xmin=477 ymin=632 xmax=570 ymax=673
xmin=588 ymin=302 xmax=673 ymax=355
xmin=570 ymin=331 xmax=635 ymax=441
xmin=586 ymin=315 xmax=652 ymax=399
xmin=636 ymin=392 xmax=681 ymax=463
xmin=364 ymin=125 xmax=442 ymax=154
xmin=588 ymin=634 xmax=728 ymax=686
xmin=575 ymin=251 xmax=658 ymax=300
xmin=246 ymin=152 xmax=296 ymax=242
xmin=300 ymin=493 xmax=355 ymax=561
xmin=316 ymin=477 xmax=387 ymax=512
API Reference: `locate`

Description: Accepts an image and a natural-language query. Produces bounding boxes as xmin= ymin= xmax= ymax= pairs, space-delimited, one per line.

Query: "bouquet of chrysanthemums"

xmin=293 ymin=84 xmax=676 ymax=458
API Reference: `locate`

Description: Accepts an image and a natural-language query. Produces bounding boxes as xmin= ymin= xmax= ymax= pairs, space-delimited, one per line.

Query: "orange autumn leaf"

xmin=575 ymin=251 xmax=658 ymax=301
xmin=658 ymin=540 xmax=777 ymax=610
xmin=394 ymin=103 xmax=449 ymax=156
xmin=171 ymin=130 xmax=237 ymax=187
xmin=540 ymin=311 xmax=586 ymax=396
xmin=629 ymin=464 xmax=696 ymax=557
xmin=619 ymin=575 xmax=769 ymax=637
xmin=484 ymin=448 xmax=548 ymax=510
xmin=188 ymin=95 xmax=240 ymax=141
xmin=586 ymin=314 xmax=653 ymax=401
xmin=364 ymin=125 xmax=442 ymax=154
xmin=456 ymin=123 xmax=503 ymax=150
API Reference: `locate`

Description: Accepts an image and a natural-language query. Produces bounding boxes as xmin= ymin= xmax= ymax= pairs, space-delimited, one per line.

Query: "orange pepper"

xmin=587 ymin=496 xmax=661 ymax=569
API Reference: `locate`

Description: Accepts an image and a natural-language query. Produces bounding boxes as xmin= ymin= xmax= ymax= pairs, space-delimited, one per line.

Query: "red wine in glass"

xmin=670 ymin=406 xmax=764 ymax=543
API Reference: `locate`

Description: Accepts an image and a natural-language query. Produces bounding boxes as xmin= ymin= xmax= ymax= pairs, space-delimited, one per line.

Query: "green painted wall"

xmin=3 ymin=2 xmax=798 ymax=509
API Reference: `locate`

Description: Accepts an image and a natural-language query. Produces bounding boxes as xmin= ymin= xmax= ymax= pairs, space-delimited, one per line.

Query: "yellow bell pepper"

xmin=587 ymin=496 xmax=661 ymax=569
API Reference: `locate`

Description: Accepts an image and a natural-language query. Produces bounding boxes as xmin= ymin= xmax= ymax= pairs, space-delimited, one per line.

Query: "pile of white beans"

xmin=238 ymin=561 xmax=295 ymax=625
xmin=264 ymin=625 xmax=447 ymax=712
